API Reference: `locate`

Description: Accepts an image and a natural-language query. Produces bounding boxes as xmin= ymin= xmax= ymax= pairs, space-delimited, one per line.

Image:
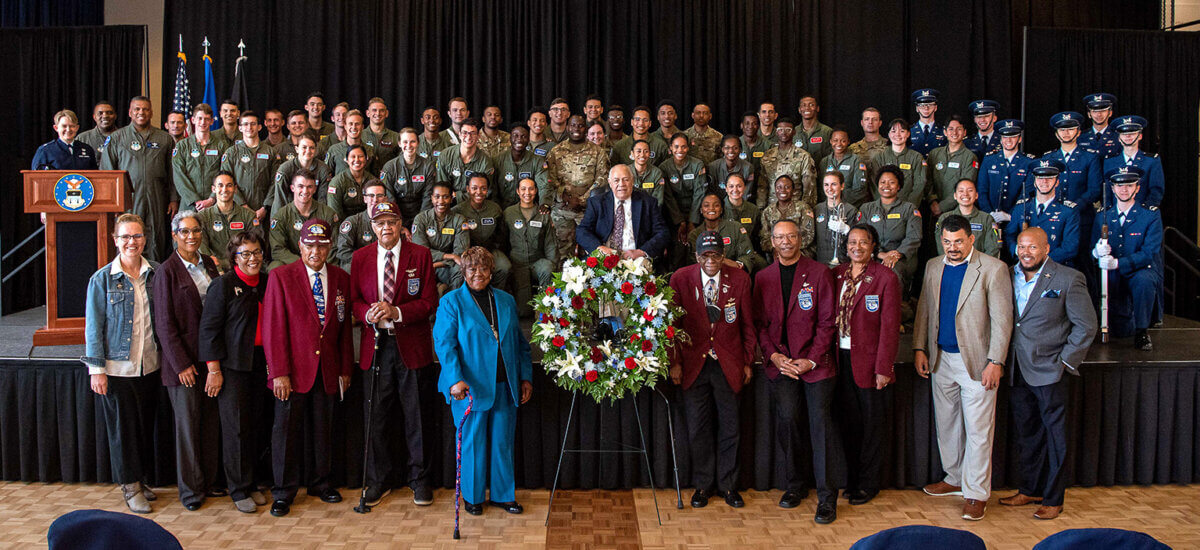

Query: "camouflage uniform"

xmin=544 ymin=140 xmax=610 ymax=262
xmin=759 ymin=145 xmax=817 ymax=208
xmin=478 ymin=130 xmax=511 ymax=161
xmin=684 ymin=125 xmax=723 ymax=164
xmin=760 ymin=200 xmax=816 ymax=258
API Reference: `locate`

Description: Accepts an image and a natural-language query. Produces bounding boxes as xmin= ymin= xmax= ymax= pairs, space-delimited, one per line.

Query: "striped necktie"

xmin=312 ymin=272 xmax=326 ymax=324
xmin=383 ymin=250 xmax=396 ymax=303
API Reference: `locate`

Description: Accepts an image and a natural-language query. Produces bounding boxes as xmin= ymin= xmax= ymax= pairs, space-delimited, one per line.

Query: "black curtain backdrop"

xmin=0 ymin=26 xmax=144 ymax=315
xmin=0 ymin=1 xmax=104 ymax=28
xmin=1023 ymin=28 xmax=1200 ymax=239
xmin=164 ymin=0 xmax=1022 ymax=143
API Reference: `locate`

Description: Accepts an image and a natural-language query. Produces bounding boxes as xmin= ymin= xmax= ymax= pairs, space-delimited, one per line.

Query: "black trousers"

xmin=770 ymin=373 xmax=836 ymax=503
xmin=98 ymin=371 xmax=159 ymax=485
xmin=834 ymin=349 xmax=887 ymax=493
xmin=1010 ymin=362 xmax=1069 ymax=506
xmin=167 ymin=379 xmax=220 ymax=505
xmin=682 ymin=357 xmax=741 ymax=493
xmin=363 ymin=331 xmax=437 ymax=490
xmin=271 ymin=371 xmax=336 ymax=502
xmin=218 ymin=348 xmax=269 ymax=501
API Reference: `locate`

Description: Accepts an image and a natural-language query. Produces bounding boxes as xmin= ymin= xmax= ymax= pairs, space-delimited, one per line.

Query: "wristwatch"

xmin=987 ymin=358 xmax=1005 ymax=368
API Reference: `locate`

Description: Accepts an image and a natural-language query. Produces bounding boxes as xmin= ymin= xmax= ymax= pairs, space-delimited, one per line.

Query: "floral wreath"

xmin=531 ymin=250 xmax=686 ymax=403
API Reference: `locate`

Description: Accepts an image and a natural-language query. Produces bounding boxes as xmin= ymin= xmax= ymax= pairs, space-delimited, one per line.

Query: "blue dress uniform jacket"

xmin=977 ymin=151 xmax=1034 ymax=214
xmin=1006 ymin=197 xmax=1081 ymax=265
xmin=1041 ymin=148 xmax=1102 ymax=208
xmin=1091 ymin=203 xmax=1163 ymax=335
xmin=908 ymin=122 xmax=946 ymax=156
xmin=32 ymin=139 xmax=98 ymax=170
xmin=1079 ymin=126 xmax=1121 ymax=159
xmin=1103 ymin=152 xmax=1165 ymax=207
xmin=965 ymin=132 xmax=1001 ymax=159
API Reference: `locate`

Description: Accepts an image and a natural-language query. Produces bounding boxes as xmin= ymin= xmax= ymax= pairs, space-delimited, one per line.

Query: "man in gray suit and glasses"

xmin=998 ymin=227 xmax=1096 ymax=520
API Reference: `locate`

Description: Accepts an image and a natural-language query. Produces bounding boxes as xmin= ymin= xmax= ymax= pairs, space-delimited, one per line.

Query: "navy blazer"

xmin=576 ymin=189 xmax=670 ymax=259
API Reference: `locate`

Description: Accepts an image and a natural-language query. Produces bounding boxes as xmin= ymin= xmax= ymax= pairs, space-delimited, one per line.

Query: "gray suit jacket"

xmin=914 ymin=251 xmax=1014 ymax=380
xmin=1009 ymin=259 xmax=1097 ymax=386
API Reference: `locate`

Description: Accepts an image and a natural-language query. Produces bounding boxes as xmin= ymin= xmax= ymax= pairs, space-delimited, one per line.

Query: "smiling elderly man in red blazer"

xmin=669 ymin=231 xmax=756 ymax=510
xmin=349 ymin=201 xmax=440 ymax=508
xmin=262 ymin=218 xmax=354 ymax=517
xmin=753 ymin=218 xmax=840 ymax=524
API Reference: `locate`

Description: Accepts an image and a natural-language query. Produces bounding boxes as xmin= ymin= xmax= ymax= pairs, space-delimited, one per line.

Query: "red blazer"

xmin=833 ymin=261 xmax=901 ymax=388
xmin=752 ymin=257 xmax=837 ymax=383
xmin=350 ymin=240 xmax=438 ymax=370
xmin=668 ymin=264 xmax=757 ymax=393
xmin=262 ymin=260 xmax=354 ymax=394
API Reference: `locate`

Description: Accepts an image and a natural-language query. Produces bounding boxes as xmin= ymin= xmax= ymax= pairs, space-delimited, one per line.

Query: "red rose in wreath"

xmin=625 ymin=357 xmax=638 ymax=370
xmin=590 ymin=346 xmax=604 ymax=363
xmin=586 ymin=256 xmax=599 ymax=268
xmin=545 ymin=286 xmax=555 ymax=296
xmin=584 ymin=370 xmax=599 ymax=382
xmin=621 ymin=282 xmax=634 ymax=294
xmin=643 ymin=310 xmax=655 ymax=322
xmin=603 ymin=254 xmax=620 ymax=269
xmin=644 ymin=281 xmax=657 ymax=295
xmin=552 ymin=336 xmax=566 ymax=348
xmin=588 ymin=288 xmax=597 ymax=300
xmin=630 ymin=333 xmax=641 ymax=342
xmin=641 ymin=340 xmax=654 ymax=352
xmin=558 ymin=318 xmax=570 ymax=328
xmin=665 ymin=326 xmax=675 ymax=338
xmin=572 ymin=296 xmax=585 ymax=309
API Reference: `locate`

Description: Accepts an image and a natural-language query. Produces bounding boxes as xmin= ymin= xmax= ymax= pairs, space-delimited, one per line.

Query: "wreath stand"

xmin=543 ymin=386 xmax=684 ymax=526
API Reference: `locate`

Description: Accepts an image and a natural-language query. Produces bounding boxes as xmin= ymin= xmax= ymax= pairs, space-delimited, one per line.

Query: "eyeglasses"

xmin=362 ymin=193 xmax=387 ymax=200
xmin=115 ymin=234 xmax=145 ymax=243
xmin=175 ymin=228 xmax=203 ymax=236
xmin=459 ymin=130 xmax=479 ymax=137
xmin=235 ymin=249 xmax=264 ymax=259
xmin=371 ymin=219 xmax=402 ymax=227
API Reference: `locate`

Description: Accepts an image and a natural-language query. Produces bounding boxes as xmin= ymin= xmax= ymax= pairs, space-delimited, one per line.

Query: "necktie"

xmin=383 ymin=250 xmax=396 ymax=303
xmin=608 ymin=200 xmax=626 ymax=249
xmin=312 ymin=272 xmax=326 ymax=324
xmin=1127 ymin=156 xmax=1134 ymax=166
xmin=1037 ymin=204 xmax=1046 ymax=218
xmin=705 ymin=278 xmax=717 ymax=308
xmin=1119 ymin=212 xmax=1126 ymax=227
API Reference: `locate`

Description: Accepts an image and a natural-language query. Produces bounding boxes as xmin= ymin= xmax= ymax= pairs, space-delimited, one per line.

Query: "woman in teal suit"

xmin=435 ymin=246 xmax=533 ymax=515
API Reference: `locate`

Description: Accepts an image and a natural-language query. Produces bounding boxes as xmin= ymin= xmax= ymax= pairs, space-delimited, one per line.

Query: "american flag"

xmin=172 ymin=49 xmax=191 ymax=115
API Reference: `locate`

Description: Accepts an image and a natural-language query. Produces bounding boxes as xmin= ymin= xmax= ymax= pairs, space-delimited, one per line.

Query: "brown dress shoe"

xmin=1034 ymin=505 xmax=1063 ymax=520
xmin=999 ymin=493 xmax=1043 ymax=506
xmin=923 ymin=481 xmax=963 ymax=497
xmin=962 ymin=499 xmax=986 ymax=520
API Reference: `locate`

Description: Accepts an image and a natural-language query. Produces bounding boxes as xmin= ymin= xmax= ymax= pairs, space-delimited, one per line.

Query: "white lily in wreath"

xmin=561 ymin=263 xmax=587 ymax=295
xmin=556 ymin=349 xmax=584 ymax=379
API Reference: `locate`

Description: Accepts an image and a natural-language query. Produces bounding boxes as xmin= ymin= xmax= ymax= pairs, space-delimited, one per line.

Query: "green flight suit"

xmin=268 ymin=201 xmax=338 ymax=270
xmin=410 ymin=209 xmax=469 ymax=287
xmin=198 ymin=203 xmax=260 ymax=272
xmin=100 ymin=124 xmax=177 ymax=261
xmin=171 ymin=133 xmax=232 ymax=210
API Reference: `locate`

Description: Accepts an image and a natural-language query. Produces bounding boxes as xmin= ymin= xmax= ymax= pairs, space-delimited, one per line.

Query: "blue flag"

xmin=202 ymin=54 xmax=219 ymax=130
xmin=171 ymin=50 xmax=190 ymax=116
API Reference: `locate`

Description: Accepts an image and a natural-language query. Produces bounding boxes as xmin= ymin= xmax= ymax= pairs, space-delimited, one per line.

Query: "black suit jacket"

xmin=576 ymin=189 xmax=670 ymax=258
xmin=199 ymin=269 xmax=269 ymax=373
xmin=153 ymin=252 xmax=221 ymax=386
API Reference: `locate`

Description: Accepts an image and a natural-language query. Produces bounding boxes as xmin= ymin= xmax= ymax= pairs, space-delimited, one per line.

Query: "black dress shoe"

xmin=848 ymin=489 xmax=879 ymax=505
xmin=724 ymin=490 xmax=744 ymax=508
xmin=690 ymin=489 xmax=711 ymax=508
xmin=814 ymin=502 xmax=837 ymax=524
xmin=464 ymin=501 xmax=484 ymax=515
xmin=488 ymin=500 xmax=523 ymax=514
xmin=270 ymin=500 xmax=290 ymax=517
xmin=779 ymin=489 xmax=807 ymax=508
xmin=412 ymin=484 xmax=433 ymax=506
xmin=308 ymin=488 xmax=342 ymax=503
xmin=184 ymin=501 xmax=202 ymax=511
xmin=1135 ymin=330 xmax=1153 ymax=351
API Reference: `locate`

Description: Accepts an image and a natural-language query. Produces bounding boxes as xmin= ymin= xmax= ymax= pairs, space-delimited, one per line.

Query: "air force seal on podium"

xmin=54 ymin=173 xmax=95 ymax=212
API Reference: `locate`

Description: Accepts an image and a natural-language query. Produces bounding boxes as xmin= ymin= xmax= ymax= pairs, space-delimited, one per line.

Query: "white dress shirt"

xmin=614 ymin=197 xmax=635 ymax=251
xmin=180 ymin=254 xmax=212 ymax=299
xmin=376 ymin=240 xmax=403 ymax=328
xmin=98 ymin=258 xmax=159 ymax=377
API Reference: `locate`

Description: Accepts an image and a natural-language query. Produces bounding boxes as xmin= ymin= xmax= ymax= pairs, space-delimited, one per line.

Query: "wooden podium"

xmin=22 ymin=170 xmax=127 ymax=346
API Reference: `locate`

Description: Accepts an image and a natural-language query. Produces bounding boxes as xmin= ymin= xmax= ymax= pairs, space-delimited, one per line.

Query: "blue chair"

xmin=48 ymin=509 xmax=182 ymax=550
xmin=851 ymin=525 xmax=986 ymax=550
xmin=1034 ymin=528 xmax=1170 ymax=550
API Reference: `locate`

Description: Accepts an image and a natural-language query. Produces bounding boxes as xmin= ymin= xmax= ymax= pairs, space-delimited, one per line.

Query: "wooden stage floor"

xmin=3 ymin=482 xmax=1196 ymax=548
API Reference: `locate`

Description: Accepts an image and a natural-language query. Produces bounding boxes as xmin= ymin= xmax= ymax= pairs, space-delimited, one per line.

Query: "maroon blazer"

xmin=668 ymin=264 xmax=757 ymax=393
xmin=152 ymin=251 xmax=220 ymax=387
xmin=752 ymin=257 xmax=837 ymax=383
xmin=833 ymin=261 xmax=901 ymax=388
xmin=262 ymin=260 xmax=354 ymax=394
xmin=350 ymin=240 xmax=439 ymax=370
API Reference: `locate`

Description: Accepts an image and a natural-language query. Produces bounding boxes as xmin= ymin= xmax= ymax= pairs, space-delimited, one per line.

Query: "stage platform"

xmin=1 ymin=307 xmax=1199 ymax=497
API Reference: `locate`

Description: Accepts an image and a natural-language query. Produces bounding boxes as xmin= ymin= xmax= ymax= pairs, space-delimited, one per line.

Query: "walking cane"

xmin=354 ymin=324 xmax=382 ymax=514
xmin=453 ymin=391 xmax=474 ymax=539
xmin=1100 ymin=183 xmax=1110 ymax=343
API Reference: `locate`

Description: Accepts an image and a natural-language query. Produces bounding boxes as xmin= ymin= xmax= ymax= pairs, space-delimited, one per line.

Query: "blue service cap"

xmin=1051 ymin=111 xmax=1084 ymax=129
xmin=1031 ymin=158 xmax=1066 ymax=177
xmin=969 ymin=99 xmax=999 ymax=116
xmin=996 ymin=119 xmax=1024 ymax=136
xmin=1113 ymin=115 xmax=1147 ymax=133
xmin=1105 ymin=165 xmax=1143 ymax=184
xmin=1084 ymin=92 xmax=1117 ymax=110
xmin=911 ymin=88 xmax=940 ymax=104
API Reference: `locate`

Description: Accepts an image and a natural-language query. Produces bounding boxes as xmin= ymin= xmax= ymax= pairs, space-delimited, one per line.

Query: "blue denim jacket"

xmin=81 ymin=258 xmax=159 ymax=370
